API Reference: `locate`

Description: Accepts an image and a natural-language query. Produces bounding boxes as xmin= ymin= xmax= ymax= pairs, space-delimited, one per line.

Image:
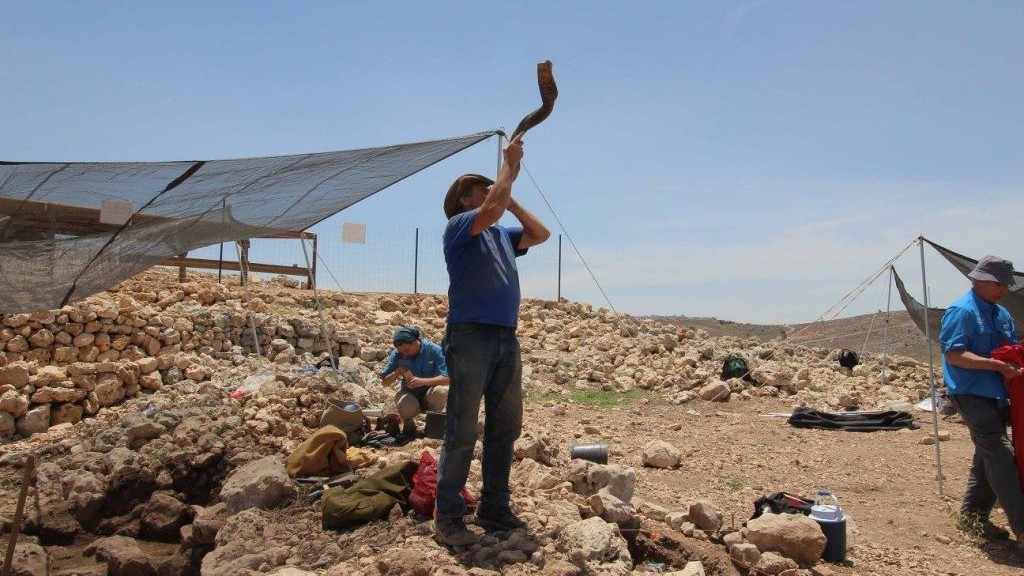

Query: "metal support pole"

xmin=497 ymin=132 xmax=503 ymax=177
xmin=178 ymin=252 xmax=188 ymax=282
xmin=233 ymin=241 xmax=261 ymax=357
xmin=557 ymin=234 xmax=563 ymax=301
xmin=920 ymin=237 xmax=944 ymax=495
xmin=310 ymin=234 xmax=318 ymax=291
xmin=217 ymin=242 xmax=224 ymax=282
xmin=880 ymin=267 xmax=893 ymax=386
xmin=414 ymin=227 xmax=419 ymax=294
xmin=300 ymin=237 xmax=337 ymax=370
xmin=218 ymin=197 xmax=226 ymax=283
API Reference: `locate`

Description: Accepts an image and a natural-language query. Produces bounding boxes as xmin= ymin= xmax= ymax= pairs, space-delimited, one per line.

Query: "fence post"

xmin=414 ymin=227 xmax=419 ymax=294
xmin=557 ymin=233 xmax=562 ymax=301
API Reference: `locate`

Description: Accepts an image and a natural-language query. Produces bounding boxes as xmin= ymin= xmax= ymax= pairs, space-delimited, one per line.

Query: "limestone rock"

xmin=1 ymin=390 xmax=29 ymax=417
xmin=746 ymin=512 xmax=826 ymax=567
xmin=192 ymin=502 xmax=229 ymax=545
xmin=569 ymin=460 xmax=635 ymax=502
xmin=221 ymin=455 xmax=296 ymax=514
xmin=16 ymin=404 xmax=51 ymax=436
xmin=754 ymin=551 xmax=799 ymax=574
xmin=698 ymin=381 xmax=731 ymax=402
xmin=666 ymin=562 xmax=706 ymax=576
xmin=642 ymin=440 xmax=681 ymax=469
xmin=557 ymin=516 xmax=632 ymax=565
xmin=730 ymin=542 xmax=761 ymax=565
xmin=588 ymin=488 xmax=637 ymax=527
xmin=94 ymin=377 xmax=125 ymax=406
xmin=86 ymin=535 xmax=187 ymax=576
xmin=6 ymin=537 xmax=48 ymax=576
xmin=0 ymin=412 xmax=14 ymax=438
xmin=0 ymin=363 xmax=30 ymax=387
xmin=688 ymin=500 xmax=722 ymax=532
xmin=140 ymin=492 xmax=193 ymax=541
xmin=51 ymin=403 xmax=84 ymax=426
xmin=202 ymin=509 xmax=288 ymax=576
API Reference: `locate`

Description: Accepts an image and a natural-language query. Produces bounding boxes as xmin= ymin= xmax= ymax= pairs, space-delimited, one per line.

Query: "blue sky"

xmin=3 ymin=1 xmax=1021 ymax=323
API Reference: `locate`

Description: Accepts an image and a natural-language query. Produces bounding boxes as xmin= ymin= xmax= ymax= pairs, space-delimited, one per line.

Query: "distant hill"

xmin=648 ymin=311 xmax=933 ymax=363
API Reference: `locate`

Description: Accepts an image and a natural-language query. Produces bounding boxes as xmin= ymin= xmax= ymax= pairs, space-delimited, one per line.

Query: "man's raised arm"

xmin=508 ymin=198 xmax=550 ymax=249
xmin=471 ymin=134 xmax=524 ymax=236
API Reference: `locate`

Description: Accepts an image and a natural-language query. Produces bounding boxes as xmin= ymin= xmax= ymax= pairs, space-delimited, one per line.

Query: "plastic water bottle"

xmin=811 ymin=490 xmax=847 ymax=563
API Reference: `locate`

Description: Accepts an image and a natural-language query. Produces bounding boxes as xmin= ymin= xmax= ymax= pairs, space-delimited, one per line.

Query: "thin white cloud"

xmin=542 ymin=189 xmax=1024 ymax=323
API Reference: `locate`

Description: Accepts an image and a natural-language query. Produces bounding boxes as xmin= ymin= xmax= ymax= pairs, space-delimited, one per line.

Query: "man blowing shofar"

xmin=434 ymin=133 xmax=550 ymax=545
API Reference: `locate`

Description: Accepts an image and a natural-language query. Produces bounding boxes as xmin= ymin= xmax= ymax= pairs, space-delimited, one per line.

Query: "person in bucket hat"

xmin=941 ymin=255 xmax=1024 ymax=546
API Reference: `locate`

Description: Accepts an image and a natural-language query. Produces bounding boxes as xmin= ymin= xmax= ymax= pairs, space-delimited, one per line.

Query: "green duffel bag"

xmin=321 ymin=460 xmax=416 ymax=530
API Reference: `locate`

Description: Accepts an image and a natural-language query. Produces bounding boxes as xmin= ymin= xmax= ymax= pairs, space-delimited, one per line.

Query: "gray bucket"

xmin=570 ymin=443 xmax=609 ymax=464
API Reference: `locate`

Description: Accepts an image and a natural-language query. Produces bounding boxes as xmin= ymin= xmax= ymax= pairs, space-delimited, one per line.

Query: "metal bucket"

xmin=570 ymin=443 xmax=609 ymax=464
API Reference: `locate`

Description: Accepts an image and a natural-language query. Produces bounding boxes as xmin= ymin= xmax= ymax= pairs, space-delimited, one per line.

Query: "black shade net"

xmin=895 ymin=238 xmax=1024 ymax=341
xmin=0 ymin=131 xmax=496 ymax=313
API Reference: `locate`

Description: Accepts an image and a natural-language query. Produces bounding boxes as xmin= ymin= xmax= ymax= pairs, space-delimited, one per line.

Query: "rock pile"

xmin=0 ymin=269 xmax=924 ymax=574
xmin=1 ymin=268 xmax=940 ymax=439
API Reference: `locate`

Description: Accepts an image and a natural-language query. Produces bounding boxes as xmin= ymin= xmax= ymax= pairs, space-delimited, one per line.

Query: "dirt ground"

xmin=526 ymin=393 xmax=1024 ymax=576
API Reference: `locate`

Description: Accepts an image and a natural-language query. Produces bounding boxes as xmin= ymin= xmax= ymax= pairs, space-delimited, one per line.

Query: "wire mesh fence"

xmin=186 ymin=223 xmax=571 ymax=302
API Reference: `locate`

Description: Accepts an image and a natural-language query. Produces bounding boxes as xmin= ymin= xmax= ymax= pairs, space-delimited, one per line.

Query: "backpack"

xmin=721 ymin=354 xmax=749 ymax=381
xmin=838 ymin=349 xmax=860 ymax=369
xmin=751 ymin=492 xmax=814 ymax=520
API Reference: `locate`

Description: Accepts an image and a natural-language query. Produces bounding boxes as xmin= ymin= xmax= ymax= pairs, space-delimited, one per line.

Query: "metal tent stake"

xmin=919 ymin=237 xmax=945 ymax=495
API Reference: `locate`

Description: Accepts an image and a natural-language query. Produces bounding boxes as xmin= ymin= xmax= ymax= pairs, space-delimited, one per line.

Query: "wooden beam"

xmin=0 ymin=197 xmax=312 ymax=240
xmin=161 ymin=256 xmax=311 ymax=278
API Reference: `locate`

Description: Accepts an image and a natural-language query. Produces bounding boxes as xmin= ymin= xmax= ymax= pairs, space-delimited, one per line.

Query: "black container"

xmin=814 ymin=516 xmax=847 ymax=563
xmin=570 ymin=443 xmax=609 ymax=464
xmin=424 ymin=411 xmax=447 ymax=440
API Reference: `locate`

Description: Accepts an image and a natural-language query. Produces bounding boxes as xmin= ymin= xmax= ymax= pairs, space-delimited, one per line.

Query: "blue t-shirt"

xmin=940 ymin=289 xmax=1018 ymax=399
xmin=443 ymin=208 xmax=527 ymax=327
xmin=380 ymin=338 xmax=448 ymax=397
xmin=379 ymin=338 xmax=448 ymax=380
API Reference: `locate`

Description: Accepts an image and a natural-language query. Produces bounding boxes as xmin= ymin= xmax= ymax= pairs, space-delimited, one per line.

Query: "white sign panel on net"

xmin=99 ymin=199 xmax=133 ymax=225
xmin=342 ymin=222 xmax=366 ymax=244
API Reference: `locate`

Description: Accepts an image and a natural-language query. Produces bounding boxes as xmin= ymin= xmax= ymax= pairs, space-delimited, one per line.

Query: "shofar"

xmin=509 ymin=60 xmax=558 ymax=140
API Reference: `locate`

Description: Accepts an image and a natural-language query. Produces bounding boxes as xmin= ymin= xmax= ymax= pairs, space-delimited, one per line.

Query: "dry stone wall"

xmin=1 ymin=269 xmax=939 ymax=440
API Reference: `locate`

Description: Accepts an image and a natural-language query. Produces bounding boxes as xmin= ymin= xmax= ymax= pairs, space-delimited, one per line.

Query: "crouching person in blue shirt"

xmin=380 ymin=326 xmax=449 ymax=437
xmin=433 ymin=133 xmax=550 ymax=546
xmin=940 ymin=255 xmax=1024 ymax=546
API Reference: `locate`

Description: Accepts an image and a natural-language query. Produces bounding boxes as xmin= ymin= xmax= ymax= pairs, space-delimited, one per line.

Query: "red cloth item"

xmin=991 ymin=344 xmax=1024 ymax=489
xmin=408 ymin=450 xmax=476 ymax=517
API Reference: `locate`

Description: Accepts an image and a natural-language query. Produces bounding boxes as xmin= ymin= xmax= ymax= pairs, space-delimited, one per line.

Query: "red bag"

xmin=409 ymin=450 xmax=476 ymax=517
xmin=991 ymin=344 xmax=1024 ymax=490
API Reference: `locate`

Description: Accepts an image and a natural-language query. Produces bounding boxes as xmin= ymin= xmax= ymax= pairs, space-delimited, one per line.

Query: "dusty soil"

xmin=529 ymin=392 xmax=1024 ymax=576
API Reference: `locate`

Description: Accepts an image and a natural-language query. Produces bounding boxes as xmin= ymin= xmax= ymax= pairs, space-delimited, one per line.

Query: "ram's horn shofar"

xmin=509 ymin=60 xmax=558 ymax=140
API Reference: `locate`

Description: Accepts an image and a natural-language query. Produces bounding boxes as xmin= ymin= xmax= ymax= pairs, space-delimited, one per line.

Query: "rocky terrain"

xmin=655 ymin=312 xmax=931 ymax=365
xmin=0 ymin=269 xmax=1016 ymax=576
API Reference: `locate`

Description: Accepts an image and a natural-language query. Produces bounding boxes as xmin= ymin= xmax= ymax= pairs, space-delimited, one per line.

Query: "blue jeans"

xmin=435 ymin=323 xmax=523 ymax=519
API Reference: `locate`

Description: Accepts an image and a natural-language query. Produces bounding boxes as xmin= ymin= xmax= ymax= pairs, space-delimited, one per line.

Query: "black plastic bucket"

xmin=570 ymin=443 xmax=609 ymax=464
xmin=424 ymin=411 xmax=447 ymax=440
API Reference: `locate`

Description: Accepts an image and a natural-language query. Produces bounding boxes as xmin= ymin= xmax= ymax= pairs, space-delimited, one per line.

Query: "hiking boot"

xmin=475 ymin=506 xmax=528 ymax=532
xmin=434 ymin=516 xmax=478 ymax=547
xmin=982 ymin=522 xmax=1011 ymax=541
